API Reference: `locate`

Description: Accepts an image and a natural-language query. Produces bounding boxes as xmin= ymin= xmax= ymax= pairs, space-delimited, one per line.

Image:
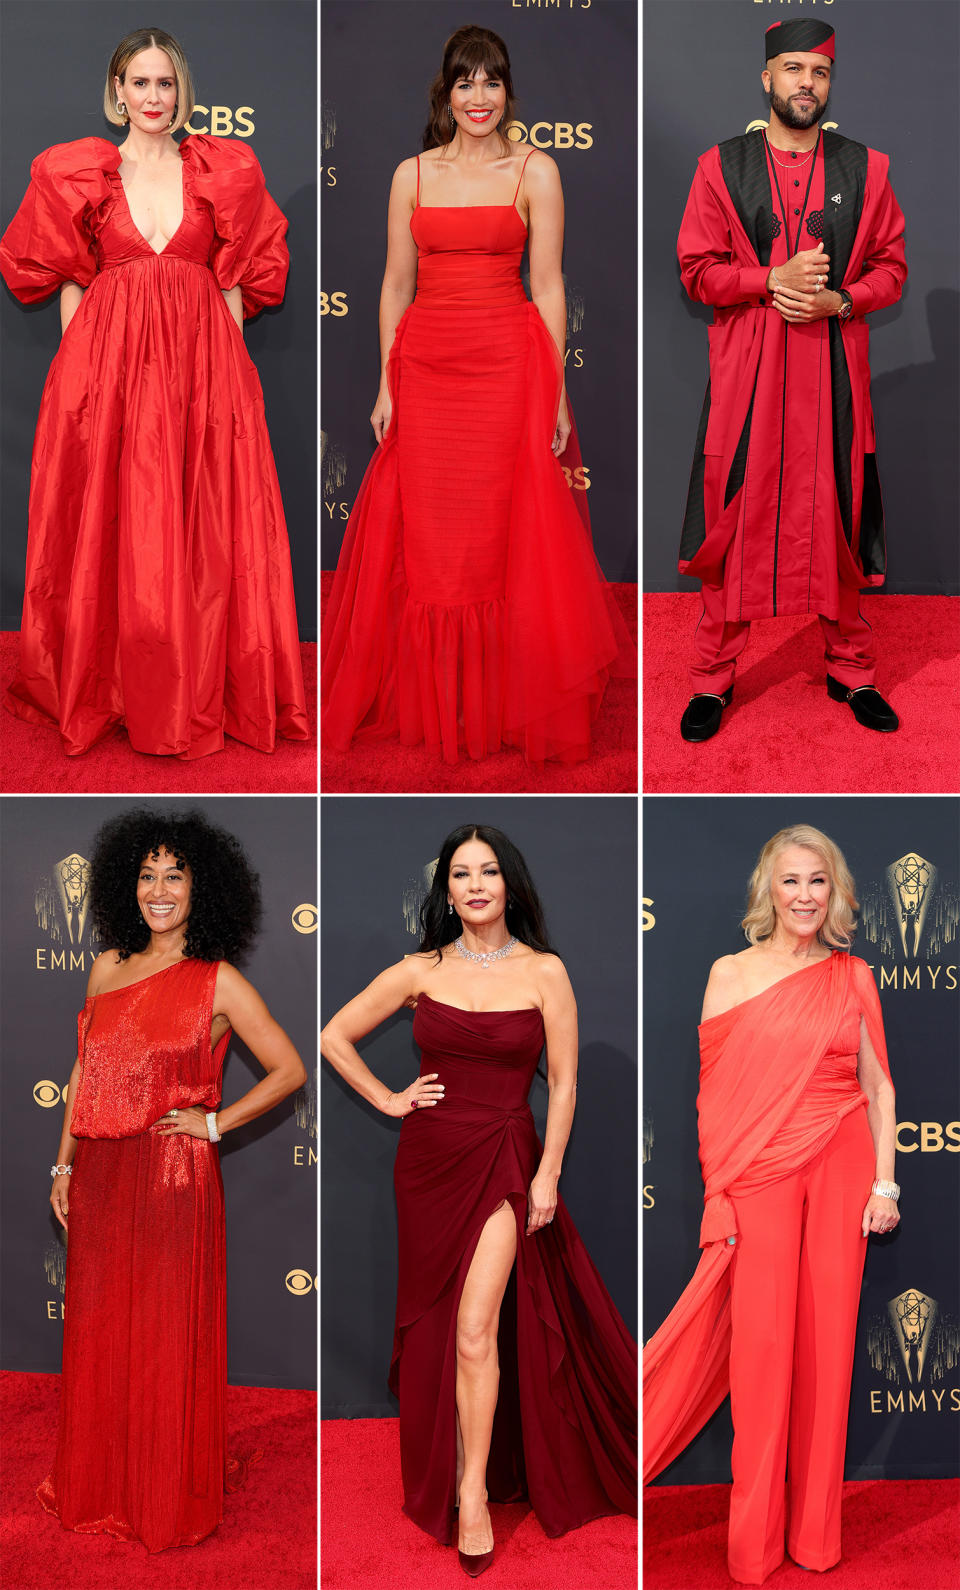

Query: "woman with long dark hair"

xmin=321 ymin=824 xmax=636 ymax=1575
xmin=43 ymin=809 xmax=307 ymax=1550
xmin=0 ymin=27 xmax=308 ymax=757
xmin=322 ymin=25 xmax=632 ymax=768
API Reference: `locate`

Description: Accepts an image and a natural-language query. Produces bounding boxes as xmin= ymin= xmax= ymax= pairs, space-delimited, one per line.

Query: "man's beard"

xmin=767 ymin=87 xmax=830 ymax=131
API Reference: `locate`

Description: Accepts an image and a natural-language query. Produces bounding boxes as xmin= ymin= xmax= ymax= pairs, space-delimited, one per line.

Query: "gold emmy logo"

xmin=888 ymin=854 xmax=936 ymax=958
xmin=642 ymin=898 xmax=655 ymax=932
xmin=402 ymin=858 xmax=439 ymax=936
xmin=505 ymin=121 xmax=593 ymax=150
xmin=285 ymin=1269 xmax=317 ymax=1296
xmin=44 ymin=1238 xmax=66 ymax=1295
xmin=896 ymin=1121 xmax=960 ymax=1154
xmin=560 ymin=464 xmax=591 ymax=491
xmin=291 ymin=904 xmax=317 ymax=934
xmin=860 ymin=852 xmax=958 ymax=990
xmin=322 ymin=102 xmax=337 ymax=152
xmin=184 ymin=107 xmax=255 ymax=138
xmin=866 ymin=1286 xmax=960 ymax=1413
xmin=321 ymin=292 xmax=349 ymax=317
xmin=35 ymin=853 xmax=102 ymax=971
xmin=890 ymin=1289 xmax=936 ymax=1384
xmin=34 ymin=1080 xmax=67 ymax=1108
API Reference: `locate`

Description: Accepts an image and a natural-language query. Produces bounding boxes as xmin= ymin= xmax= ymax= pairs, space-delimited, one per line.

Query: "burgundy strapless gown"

xmin=0 ymin=135 xmax=308 ymax=757
xmin=390 ymin=994 xmax=637 ymax=1544
xmin=37 ymin=959 xmax=252 ymax=1552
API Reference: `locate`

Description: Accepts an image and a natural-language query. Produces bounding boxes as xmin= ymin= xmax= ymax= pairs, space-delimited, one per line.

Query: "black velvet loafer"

xmin=826 ymin=674 xmax=899 ymax=732
xmin=680 ymin=686 xmax=733 ymax=743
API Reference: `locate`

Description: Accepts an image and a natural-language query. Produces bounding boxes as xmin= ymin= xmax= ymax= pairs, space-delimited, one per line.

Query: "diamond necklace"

xmin=454 ymin=934 xmax=518 ymax=970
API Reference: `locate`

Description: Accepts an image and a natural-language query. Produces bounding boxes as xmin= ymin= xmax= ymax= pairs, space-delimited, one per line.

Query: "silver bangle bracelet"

xmin=50 ymin=1163 xmax=73 ymax=1178
xmin=205 ymin=1112 xmax=221 ymax=1143
xmin=872 ymin=1178 xmax=900 ymax=1202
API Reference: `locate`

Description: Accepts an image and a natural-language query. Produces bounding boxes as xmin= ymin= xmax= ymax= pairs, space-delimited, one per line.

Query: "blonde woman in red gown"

xmin=321 ymin=824 xmax=637 ymax=1576
xmin=321 ymin=25 xmax=633 ymax=767
xmin=0 ymin=27 xmax=308 ymax=758
xmin=644 ymin=825 xmax=899 ymax=1585
xmin=43 ymin=810 xmax=307 ymax=1551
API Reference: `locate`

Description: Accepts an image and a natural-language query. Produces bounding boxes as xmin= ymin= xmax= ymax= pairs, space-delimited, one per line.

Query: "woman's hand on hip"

xmin=862 ymin=1193 xmax=900 ymax=1236
xmin=381 ymin=1074 xmax=445 ymax=1118
xmin=50 ymin=1173 xmax=70 ymax=1230
xmin=370 ymin=386 xmax=393 ymax=445
xmin=526 ymin=1171 xmax=558 ymax=1235
xmin=154 ymin=1106 xmax=211 ymax=1140
xmin=552 ymin=390 xmax=571 ymax=457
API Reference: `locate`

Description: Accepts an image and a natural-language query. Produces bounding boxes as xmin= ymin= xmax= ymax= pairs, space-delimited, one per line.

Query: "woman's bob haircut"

xmin=104 ymin=28 xmax=195 ymax=134
xmin=423 ymin=25 xmax=518 ymax=152
xmin=741 ymin=824 xmax=858 ymax=948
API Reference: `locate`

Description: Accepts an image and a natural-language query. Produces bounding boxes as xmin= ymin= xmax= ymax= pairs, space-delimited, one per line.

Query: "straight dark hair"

xmin=422 ymin=25 xmax=517 ymax=152
xmin=419 ymin=825 xmax=558 ymax=962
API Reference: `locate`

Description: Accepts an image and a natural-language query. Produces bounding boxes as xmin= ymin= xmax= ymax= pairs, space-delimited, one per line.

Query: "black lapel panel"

xmin=717 ymin=131 xmax=777 ymax=266
xmin=679 ymin=382 xmax=712 ymax=562
xmin=822 ymin=134 xmax=870 ymax=549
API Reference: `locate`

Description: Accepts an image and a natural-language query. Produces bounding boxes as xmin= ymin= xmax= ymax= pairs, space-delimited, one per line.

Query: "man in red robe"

xmin=676 ymin=18 xmax=907 ymax=742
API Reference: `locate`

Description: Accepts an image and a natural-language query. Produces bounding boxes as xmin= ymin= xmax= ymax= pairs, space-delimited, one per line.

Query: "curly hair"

xmin=89 ymin=808 xmax=261 ymax=962
xmin=422 ymin=25 xmax=518 ymax=152
xmin=741 ymin=824 xmax=858 ymax=949
xmin=419 ymin=824 xmax=559 ymax=963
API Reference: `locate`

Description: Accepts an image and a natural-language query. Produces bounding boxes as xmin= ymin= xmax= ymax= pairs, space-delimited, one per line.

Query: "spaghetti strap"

xmin=415 ymin=154 xmax=421 ymax=209
xmin=512 ymin=149 xmax=534 ymax=207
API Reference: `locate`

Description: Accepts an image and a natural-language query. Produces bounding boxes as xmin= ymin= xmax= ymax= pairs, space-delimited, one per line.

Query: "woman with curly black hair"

xmin=43 ymin=808 xmax=306 ymax=1552
xmin=321 ymin=824 xmax=636 ymax=1576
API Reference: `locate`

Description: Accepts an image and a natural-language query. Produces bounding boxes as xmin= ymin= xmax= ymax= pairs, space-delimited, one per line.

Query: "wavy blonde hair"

xmin=742 ymin=824 xmax=858 ymax=948
xmin=104 ymin=28 xmax=195 ymax=134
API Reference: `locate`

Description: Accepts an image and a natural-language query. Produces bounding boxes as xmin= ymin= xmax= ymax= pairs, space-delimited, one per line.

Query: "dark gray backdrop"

xmin=321 ymin=0 xmax=638 ymax=582
xmin=321 ymin=795 xmax=637 ymax=1418
xmin=643 ymin=0 xmax=960 ymax=598
xmin=0 ymin=795 xmax=317 ymax=1390
xmin=643 ymin=795 xmax=959 ymax=1483
xmin=0 ymin=0 xmax=317 ymax=638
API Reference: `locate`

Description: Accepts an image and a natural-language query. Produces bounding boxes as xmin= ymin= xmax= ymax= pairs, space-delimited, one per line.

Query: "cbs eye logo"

xmin=285 ymin=1269 xmax=318 ymax=1296
xmin=505 ymin=121 xmax=593 ymax=150
xmin=185 ymin=107 xmax=255 ymax=138
xmin=291 ymin=904 xmax=317 ymax=935
xmin=34 ymin=1081 xmax=65 ymax=1107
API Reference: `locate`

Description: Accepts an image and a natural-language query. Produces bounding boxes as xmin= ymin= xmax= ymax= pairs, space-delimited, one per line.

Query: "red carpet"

xmin=644 ymin=1479 xmax=960 ymax=1589
xmin=1 ymin=1370 xmax=316 ymax=1589
xmin=321 ymin=1417 xmax=637 ymax=1589
xmin=643 ymin=593 xmax=960 ymax=793
xmin=320 ymin=573 xmax=638 ymax=793
xmin=0 ymin=636 xmax=317 ymax=793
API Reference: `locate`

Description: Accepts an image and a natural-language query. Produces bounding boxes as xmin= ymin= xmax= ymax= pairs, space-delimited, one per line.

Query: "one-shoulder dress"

xmin=37 ymin=959 xmax=248 ymax=1552
xmin=322 ymin=154 xmax=634 ymax=766
xmin=0 ymin=135 xmax=309 ymax=758
xmin=391 ymin=994 xmax=637 ymax=1544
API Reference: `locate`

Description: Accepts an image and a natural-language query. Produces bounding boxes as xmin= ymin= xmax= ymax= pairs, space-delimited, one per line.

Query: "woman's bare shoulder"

xmin=86 ymin=947 xmax=121 ymax=995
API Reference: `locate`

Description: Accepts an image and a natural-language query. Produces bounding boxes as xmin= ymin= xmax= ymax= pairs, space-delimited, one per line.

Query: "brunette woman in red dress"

xmin=44 ymin=810 xmax=307 ymax=1552
xmin=321 ymin=25 xmax=633 ymax=768
xmin=0 ymin=28 xmax=308 ymax=758
xmin=321 ymin=824 xmax=636 ymax=1576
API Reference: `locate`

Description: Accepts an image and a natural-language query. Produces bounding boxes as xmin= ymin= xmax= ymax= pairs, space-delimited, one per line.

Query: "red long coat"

xmin=677 ymin=130 xmax=906 ymax=621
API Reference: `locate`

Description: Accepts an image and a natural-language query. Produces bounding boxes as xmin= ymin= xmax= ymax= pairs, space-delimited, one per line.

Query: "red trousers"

xmin=726 ymin=1108 xmax=875 ymax=1585
xmin=689 ymin=579 xmax=877 ymax=695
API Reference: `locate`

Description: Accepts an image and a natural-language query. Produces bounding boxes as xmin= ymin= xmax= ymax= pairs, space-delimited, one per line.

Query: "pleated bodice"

xmin=411 ymin=991 xmax=544 ymax=1111
xmin=410 ymin=206 xmax=528 ymax=309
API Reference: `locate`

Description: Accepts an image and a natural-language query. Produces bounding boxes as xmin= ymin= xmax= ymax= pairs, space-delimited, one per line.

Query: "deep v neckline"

xmin=116 ymin=150 xmax=186 ymax=256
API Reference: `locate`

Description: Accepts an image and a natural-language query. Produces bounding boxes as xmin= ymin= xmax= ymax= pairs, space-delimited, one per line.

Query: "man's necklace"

xmin=767 ymin=142 xmax=816 ymax=169
xmin=454 ymin=934 xmax=519 ymax=969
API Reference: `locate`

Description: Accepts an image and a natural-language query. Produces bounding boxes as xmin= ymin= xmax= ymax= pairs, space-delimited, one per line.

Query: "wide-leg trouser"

xmin=689 ymin=578 xmax=877 ymax=696
xmin=726 ymin=1108 xmax=875 ymax=1585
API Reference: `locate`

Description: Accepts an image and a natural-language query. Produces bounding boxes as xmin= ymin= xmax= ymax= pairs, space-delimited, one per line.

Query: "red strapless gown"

xmin=37 ymin=959 xmax=250 ymax=1552
xmin=0 ymin=136 xmax=309 ymax=757
xmin=391 ymin=995 xmax=637 ymax=1543
xmin=322 ymin=199 xmax=634 ymax=765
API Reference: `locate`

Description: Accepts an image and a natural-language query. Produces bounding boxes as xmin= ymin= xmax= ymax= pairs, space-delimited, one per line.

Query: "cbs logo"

xmin=560 ymin=464 xmax=591 ymax=491
xmin=34 ymin=1081 xmax=66 ymax=1108
xmin=896 ymin=1122 xmax=960 ymax=1153
xmin=285 ymin=1269 xmax=318 ymax=1296
xmin=321 ymin=292 xmax=348 ymax=317
xmin=506 ymin=122 xmax=593 ymax=150
xmin=746 ymin=118 xmax=838 ymax=135
xmin=185 ymin=107 xmax=255 ymax=138
xmin=291 ymin=904 xmax=317 ymax=935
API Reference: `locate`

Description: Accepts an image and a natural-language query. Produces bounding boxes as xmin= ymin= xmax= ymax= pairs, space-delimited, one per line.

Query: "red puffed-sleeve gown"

xmin=37 ymin=958 xmax=251 ymax=1552
xmin=0 ymin=136 xmax=308 ymax=758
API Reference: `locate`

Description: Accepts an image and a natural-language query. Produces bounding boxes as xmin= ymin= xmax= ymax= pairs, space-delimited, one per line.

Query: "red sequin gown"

xmin=0 ymin=135 xmax=308 ymax=758
xmin=322 ymin=155 xmax=634 ymax=766
xmin=391 ymin=995 xmax=637 ymax=1543
xmin=37 ymin=959 xmax=240 ymax=1551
